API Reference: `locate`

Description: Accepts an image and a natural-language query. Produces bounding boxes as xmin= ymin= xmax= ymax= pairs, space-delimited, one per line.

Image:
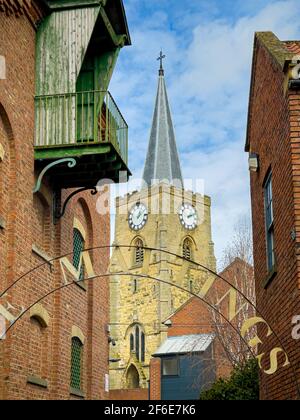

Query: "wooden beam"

xmin=45 ymin=0 xmax=106 ymax=11
xmin=99 ymin=6 xmax=127 ymax=47
xmin=34 ymin=144 xmax=111 ymax=161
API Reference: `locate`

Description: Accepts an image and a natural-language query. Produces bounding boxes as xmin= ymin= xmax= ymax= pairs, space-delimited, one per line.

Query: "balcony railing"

xmin=34 ymin=90 xmax=128 ymax=165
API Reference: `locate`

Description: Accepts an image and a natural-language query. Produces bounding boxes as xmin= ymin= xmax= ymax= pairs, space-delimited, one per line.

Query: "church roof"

xmin=142 ymin=55 xmax=183 ymax=188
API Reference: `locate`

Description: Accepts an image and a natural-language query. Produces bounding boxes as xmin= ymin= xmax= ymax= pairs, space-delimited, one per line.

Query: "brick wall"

xmin=0 ymin=3 xmax=110 ymax=400
xmin=247 ymin=35 xmax=300 ymax=400
xmin=149 ymin=358 xmax=161 ymax=400
xmin=147 ymin=258 xmax=256 ymax=399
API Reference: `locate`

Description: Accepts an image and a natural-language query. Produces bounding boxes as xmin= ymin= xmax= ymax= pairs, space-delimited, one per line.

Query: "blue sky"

xmin=109 ymin=0 xmax=300 ymax=264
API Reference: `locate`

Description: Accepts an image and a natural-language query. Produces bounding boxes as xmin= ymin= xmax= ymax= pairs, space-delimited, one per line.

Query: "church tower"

xmin=109 ymin=54 xmax=216 ymax=390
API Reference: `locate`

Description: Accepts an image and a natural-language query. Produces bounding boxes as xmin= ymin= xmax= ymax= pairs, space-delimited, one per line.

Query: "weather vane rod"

xmin=157 ymin=50 xmax=166 ymax=76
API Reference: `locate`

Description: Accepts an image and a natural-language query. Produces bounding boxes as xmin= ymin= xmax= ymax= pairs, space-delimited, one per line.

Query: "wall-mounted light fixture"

xmin=248 ymin=153 xmax=259 ymax=172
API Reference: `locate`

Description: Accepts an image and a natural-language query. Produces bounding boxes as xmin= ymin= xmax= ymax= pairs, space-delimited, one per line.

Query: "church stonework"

xmin=109 ymin=58 xmax=216 ymax=390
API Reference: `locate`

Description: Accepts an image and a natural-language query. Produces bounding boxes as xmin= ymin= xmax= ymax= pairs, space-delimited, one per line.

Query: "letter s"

xmin=258 ymin=348 xmax=290 ymax=375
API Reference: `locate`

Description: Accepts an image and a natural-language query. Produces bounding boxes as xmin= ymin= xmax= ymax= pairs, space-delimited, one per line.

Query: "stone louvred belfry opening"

xmin=142 ymin=52 xmax=183 ymax=188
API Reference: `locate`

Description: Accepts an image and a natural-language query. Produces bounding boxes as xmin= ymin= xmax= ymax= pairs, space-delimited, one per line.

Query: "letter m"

xmin=60 ymin=251 xmax=95 ymax=285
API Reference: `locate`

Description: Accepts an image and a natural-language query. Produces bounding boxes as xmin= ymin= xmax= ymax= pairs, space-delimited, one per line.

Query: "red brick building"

xmin=149 ymin=258 xmax=254 ymax=400
xmin=0 ymin=0 xmax=131 ymax=400
xmin=246 ymin=32 xmax=300 ymax=400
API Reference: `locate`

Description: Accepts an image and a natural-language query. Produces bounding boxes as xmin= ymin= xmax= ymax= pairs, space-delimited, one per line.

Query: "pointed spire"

xmin=142 ymin=53 xmax=183 ymax=188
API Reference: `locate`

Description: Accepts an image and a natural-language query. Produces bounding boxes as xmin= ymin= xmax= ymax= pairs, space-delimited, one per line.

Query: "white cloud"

xmin=110 ymin=0 xmax=300 ymax=264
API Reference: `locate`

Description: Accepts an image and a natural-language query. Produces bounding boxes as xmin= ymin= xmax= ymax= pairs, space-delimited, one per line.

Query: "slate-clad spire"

xmin=142 ymin=52 xmax=183 ymax=188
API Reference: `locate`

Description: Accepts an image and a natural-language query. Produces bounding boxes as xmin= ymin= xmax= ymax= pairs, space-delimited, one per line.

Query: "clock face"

xmin=179 ymin=204 xmax=198 ymax=230
xmin=129 ymin=203 xmax=148 ymax=231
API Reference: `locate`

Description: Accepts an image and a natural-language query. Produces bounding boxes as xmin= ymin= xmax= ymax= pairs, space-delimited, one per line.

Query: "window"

xmin=134 ymin=239 xmax=144 ymax=266
xmin=264 ymin=173 xmax=275 ymax=272
xmin=70 ymin=337 xmax=83 ymax=391
xmin=129 ymin=325 xmax=145 ymax=363
xmin=183 ymin=238 xmax=192 ymax=260
xmin=141 ymin=332 xmax=145 ymax=363
xmin=133 ymin=278 xmax=138 ymax=294
xmin=130 ymin=334 xmax=134 ymax=352
xmin=162 ymin=357 xmax=179 ymax=376
xmin=73 ymin=228 xmax=84 ymax=281
xmin=135 ymin=326 xmax=140 ymax=361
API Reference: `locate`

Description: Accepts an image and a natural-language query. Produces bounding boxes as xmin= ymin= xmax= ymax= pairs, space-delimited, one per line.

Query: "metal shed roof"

xmin=153 ymin=334 xmax=215 ymax=357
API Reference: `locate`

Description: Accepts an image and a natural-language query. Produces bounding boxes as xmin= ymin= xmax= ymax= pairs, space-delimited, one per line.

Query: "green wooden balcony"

xmin=34 ymin=90 xmax=130 ymax=188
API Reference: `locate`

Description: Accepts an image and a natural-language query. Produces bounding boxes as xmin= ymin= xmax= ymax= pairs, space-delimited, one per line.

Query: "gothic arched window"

xmin=129 ymin=325 xmax=145 ymax=363
xmin=183 ymin=238 xmax=192 ymax=261
xmin=134 ymin=238 xmax=144 ymax=266
xmin=141 ymin=332 xmax=145 ymax=363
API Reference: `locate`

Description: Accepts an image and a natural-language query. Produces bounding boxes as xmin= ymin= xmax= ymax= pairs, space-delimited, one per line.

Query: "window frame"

xmin=264 ymin=172 xmax=275 ymax=273
xmin=162 ymin=356 xmax=180 ymax=377
xmin=70 ymin=336 xmax=83 ymax=392
xmin=141 ymin=332 xmax=145 ymax=363
xmin=129 ymin=325 xmax=146 ymax=364
xmin=73 ymin=228 xmax=85 ymax=282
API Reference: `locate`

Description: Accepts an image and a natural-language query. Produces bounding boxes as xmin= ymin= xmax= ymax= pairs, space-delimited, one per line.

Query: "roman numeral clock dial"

xmin=129 ymin=203 xmax=148 ymax=231
xmin=179 ymin=204 xmax=198 ymax=230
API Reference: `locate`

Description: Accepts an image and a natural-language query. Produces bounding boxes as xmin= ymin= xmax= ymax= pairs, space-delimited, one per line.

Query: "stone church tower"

xmin=109 ymin=56 xmax=216 ymax=390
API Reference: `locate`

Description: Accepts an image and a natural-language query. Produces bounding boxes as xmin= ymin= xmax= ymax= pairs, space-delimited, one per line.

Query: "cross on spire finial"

xmin=157 ymin=50 xmax=166 ymax=76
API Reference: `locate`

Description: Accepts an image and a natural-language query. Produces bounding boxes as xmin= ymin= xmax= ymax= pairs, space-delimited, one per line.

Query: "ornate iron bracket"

xmin=33 ymin=158 xmax=77 ymax=194
xmin=53 ymin=187 xmax=98 ymax=224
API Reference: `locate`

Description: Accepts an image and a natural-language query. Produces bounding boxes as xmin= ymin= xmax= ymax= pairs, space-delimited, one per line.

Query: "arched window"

xmin=129 ymin=325 xmax=146 ymax=364
xmin=135 ymin=326 xmax=140 ymax=361
xmin=130 ymin=334 xmax=134 ymax=352
xmin=141 ymin=332 xmax=145 ymax=363
xmin=183 ymin=238 xmax=192 ymax=261
xmin=134 ymin=238 xmax=144 ymax=266
xmin=73 ymin=228 xmax=84 ymax=281
xmin=71 ymin=337 xmax=83 ymax=391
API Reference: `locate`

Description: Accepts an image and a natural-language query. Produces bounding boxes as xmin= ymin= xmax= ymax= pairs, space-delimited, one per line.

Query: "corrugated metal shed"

xmin=153 ymin=334 xmax=215 ymax=356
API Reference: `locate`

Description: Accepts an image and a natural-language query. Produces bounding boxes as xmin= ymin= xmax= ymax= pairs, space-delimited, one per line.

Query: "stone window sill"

xmin=131 ymin=263 xmax=143 ymax=269
xmin=27 ymin=375 xmax=48 ymax=389
xmin=70 ymin=388 xmax=85 ymax=399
